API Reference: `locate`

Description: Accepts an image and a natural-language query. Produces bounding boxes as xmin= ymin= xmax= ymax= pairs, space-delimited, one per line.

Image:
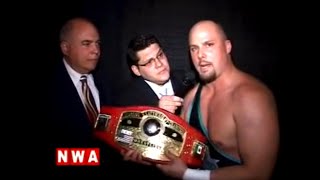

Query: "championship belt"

xmin=93 ymin=106 xmax=207 ymax=168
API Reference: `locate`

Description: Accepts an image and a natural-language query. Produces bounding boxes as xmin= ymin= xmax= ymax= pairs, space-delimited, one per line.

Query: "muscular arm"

xmin=157 ymin=84 xmax=279 ymax=180
xmin=180 ymin=84 xmax=198 ymax=119
xmin=211 ymin=85 xmax=279 ymax=180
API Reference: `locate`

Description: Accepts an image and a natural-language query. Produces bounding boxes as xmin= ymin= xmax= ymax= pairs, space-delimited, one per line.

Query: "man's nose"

xmin=197 ymin=48 xmax=205 ymax=59
xmin=154 ymin=58 xmax=163 ymax=67
xmin=91 ymin=44 xmax=100 ymax=54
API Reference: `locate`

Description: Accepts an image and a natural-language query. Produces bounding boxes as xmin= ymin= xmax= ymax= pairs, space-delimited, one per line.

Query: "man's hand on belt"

xmin=121 ymin=149 xmax=152 ymax=165
xmin=158 ymin=95 xmax=183 ymax=113
xmin=156 ymin=149 xmax=187 ymax=179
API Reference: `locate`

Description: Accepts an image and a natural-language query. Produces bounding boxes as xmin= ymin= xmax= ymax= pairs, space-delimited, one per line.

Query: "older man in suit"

xmin=47 ymin=17 xmax=122 ymax=178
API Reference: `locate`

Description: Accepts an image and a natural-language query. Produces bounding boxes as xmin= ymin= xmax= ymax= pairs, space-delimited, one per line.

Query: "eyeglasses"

xmin=137 ymin=49 xmax=166 ymax=67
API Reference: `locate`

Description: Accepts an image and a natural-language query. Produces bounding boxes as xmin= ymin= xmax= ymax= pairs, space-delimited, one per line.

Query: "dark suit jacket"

xmin=114 ymin=75 xmax=191 ymax=111
xmin=113 ymin=75 xmax=193 ymax=180
xmin=46 ymin=60 xmax=124 ymax=178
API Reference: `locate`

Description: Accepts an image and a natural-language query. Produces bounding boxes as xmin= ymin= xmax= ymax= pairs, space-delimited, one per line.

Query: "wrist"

xmin=182 ymin=168 xmax=211 ymax=180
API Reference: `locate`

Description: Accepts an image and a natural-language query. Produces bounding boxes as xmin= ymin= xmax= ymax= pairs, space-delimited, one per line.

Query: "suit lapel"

xmin=135 ymin=77 xmax=159 ymax=103
xmin=171 ymin=76 xmax=184 ymax=97
xmin=57 ymin=61 xmax=91 ymax=125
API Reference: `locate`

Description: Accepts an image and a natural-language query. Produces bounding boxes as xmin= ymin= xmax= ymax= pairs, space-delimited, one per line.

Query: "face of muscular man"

xmin=188 ymin=21 xmax=231 ymax=84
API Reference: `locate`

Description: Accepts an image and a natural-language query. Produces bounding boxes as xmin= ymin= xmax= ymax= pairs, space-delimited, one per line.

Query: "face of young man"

xmin=132 ymin=43 xmax=171 ymax=85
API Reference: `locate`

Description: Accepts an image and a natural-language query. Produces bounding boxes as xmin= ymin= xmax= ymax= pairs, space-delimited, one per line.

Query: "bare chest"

xmin=200 ymin=94 xmax=238 ymax=154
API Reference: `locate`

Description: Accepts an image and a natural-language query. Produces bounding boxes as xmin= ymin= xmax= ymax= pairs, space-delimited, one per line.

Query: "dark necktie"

xmin=80 ymin=75 xmax=98 ymax=124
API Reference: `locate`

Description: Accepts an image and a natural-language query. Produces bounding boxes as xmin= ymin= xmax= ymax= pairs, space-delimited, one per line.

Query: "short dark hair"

xmin=127 ymin=34 xmax=162 ymax=67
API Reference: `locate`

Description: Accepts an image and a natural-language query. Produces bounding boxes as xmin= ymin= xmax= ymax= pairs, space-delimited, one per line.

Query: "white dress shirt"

xmin=145 ymin=79 xmax=174 ymax=99
xmin=63 ymin=59 xmax=100 ymax=111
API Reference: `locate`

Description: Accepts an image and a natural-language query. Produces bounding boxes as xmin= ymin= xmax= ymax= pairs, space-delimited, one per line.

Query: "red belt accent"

xmin=93 ymin=106 xmax=207 ymax=168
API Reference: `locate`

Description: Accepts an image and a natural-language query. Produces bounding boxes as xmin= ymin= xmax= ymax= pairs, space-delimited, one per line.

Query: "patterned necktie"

xmin=80 ymin=75 xmax=98 ymax=124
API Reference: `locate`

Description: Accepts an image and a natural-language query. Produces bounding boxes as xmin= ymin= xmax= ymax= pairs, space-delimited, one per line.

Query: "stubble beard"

xmin=199 ymin=70 xmax=216 ymax=84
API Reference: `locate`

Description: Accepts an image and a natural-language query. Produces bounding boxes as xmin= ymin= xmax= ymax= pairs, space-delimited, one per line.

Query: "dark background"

xmin=28 ymin=0 xmax=306 ymax=178
xmin=44 ymin=0 xmax=282 ymax=93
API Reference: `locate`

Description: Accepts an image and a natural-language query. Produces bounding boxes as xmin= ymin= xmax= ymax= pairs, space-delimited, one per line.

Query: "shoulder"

xmin=115 ymin=80 xmax=138 ymax=96
xmin=113 ymin=78 xmax=150 ymax=105
xmin=233 ymin=77 xmax=275 ymax=105
xmin=232 ymin=76 xmax=277 ymax=122
xmin=181 ymin=84 xmax=199 ymax=113
xmin=184 ymin=84 xmax=199 ymax=100
xmin=121 ymin=77 xmax=147 ymax=92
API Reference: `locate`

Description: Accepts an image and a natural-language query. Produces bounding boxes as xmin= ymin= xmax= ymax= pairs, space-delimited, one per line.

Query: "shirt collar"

xmin=63 ymin=58 xmax=92 ymax=85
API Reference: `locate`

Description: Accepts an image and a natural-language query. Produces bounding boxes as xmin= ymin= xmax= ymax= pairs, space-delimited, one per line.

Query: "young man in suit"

xmin=115 ymin=34 xmax=193 ymax=113
xmin=47 ymin=17 xmax=122 ymax=178
xmin=114 ymin=34 xmax=194 ymax=179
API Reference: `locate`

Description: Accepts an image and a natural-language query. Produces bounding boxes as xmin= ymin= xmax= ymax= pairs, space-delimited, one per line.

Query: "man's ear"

xmin=131 ymin=65 xmax=141 ymax=76
xmin=60 ymin=41 xmax=69 ymax=55
xmin=225 ymin=40 xmax=232 ymax=54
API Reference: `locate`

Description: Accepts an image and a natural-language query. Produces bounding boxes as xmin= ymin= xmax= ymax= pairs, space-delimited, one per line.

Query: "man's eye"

xmin=146 ymin=59 xmax=155 ymax=66
xmin=207 ymin=43 xmax=214 ymax=47
xmin=158 ymin=52 xmax=163 ymax=58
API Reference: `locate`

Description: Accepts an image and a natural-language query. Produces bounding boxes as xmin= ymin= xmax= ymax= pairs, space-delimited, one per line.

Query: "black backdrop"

xmin=44 ymin=0 xmax=281 ymax=93
xmin=38 ymin=0 xmax=300 ymax=178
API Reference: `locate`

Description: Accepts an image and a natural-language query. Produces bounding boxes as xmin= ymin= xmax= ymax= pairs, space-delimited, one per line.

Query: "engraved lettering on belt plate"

xmin=114 ymin=110 xmax=186 ymax=161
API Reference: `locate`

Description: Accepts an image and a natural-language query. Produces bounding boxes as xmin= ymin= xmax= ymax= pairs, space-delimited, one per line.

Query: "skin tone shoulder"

xmin=157 ymin=20 xmax=279 ymax=180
